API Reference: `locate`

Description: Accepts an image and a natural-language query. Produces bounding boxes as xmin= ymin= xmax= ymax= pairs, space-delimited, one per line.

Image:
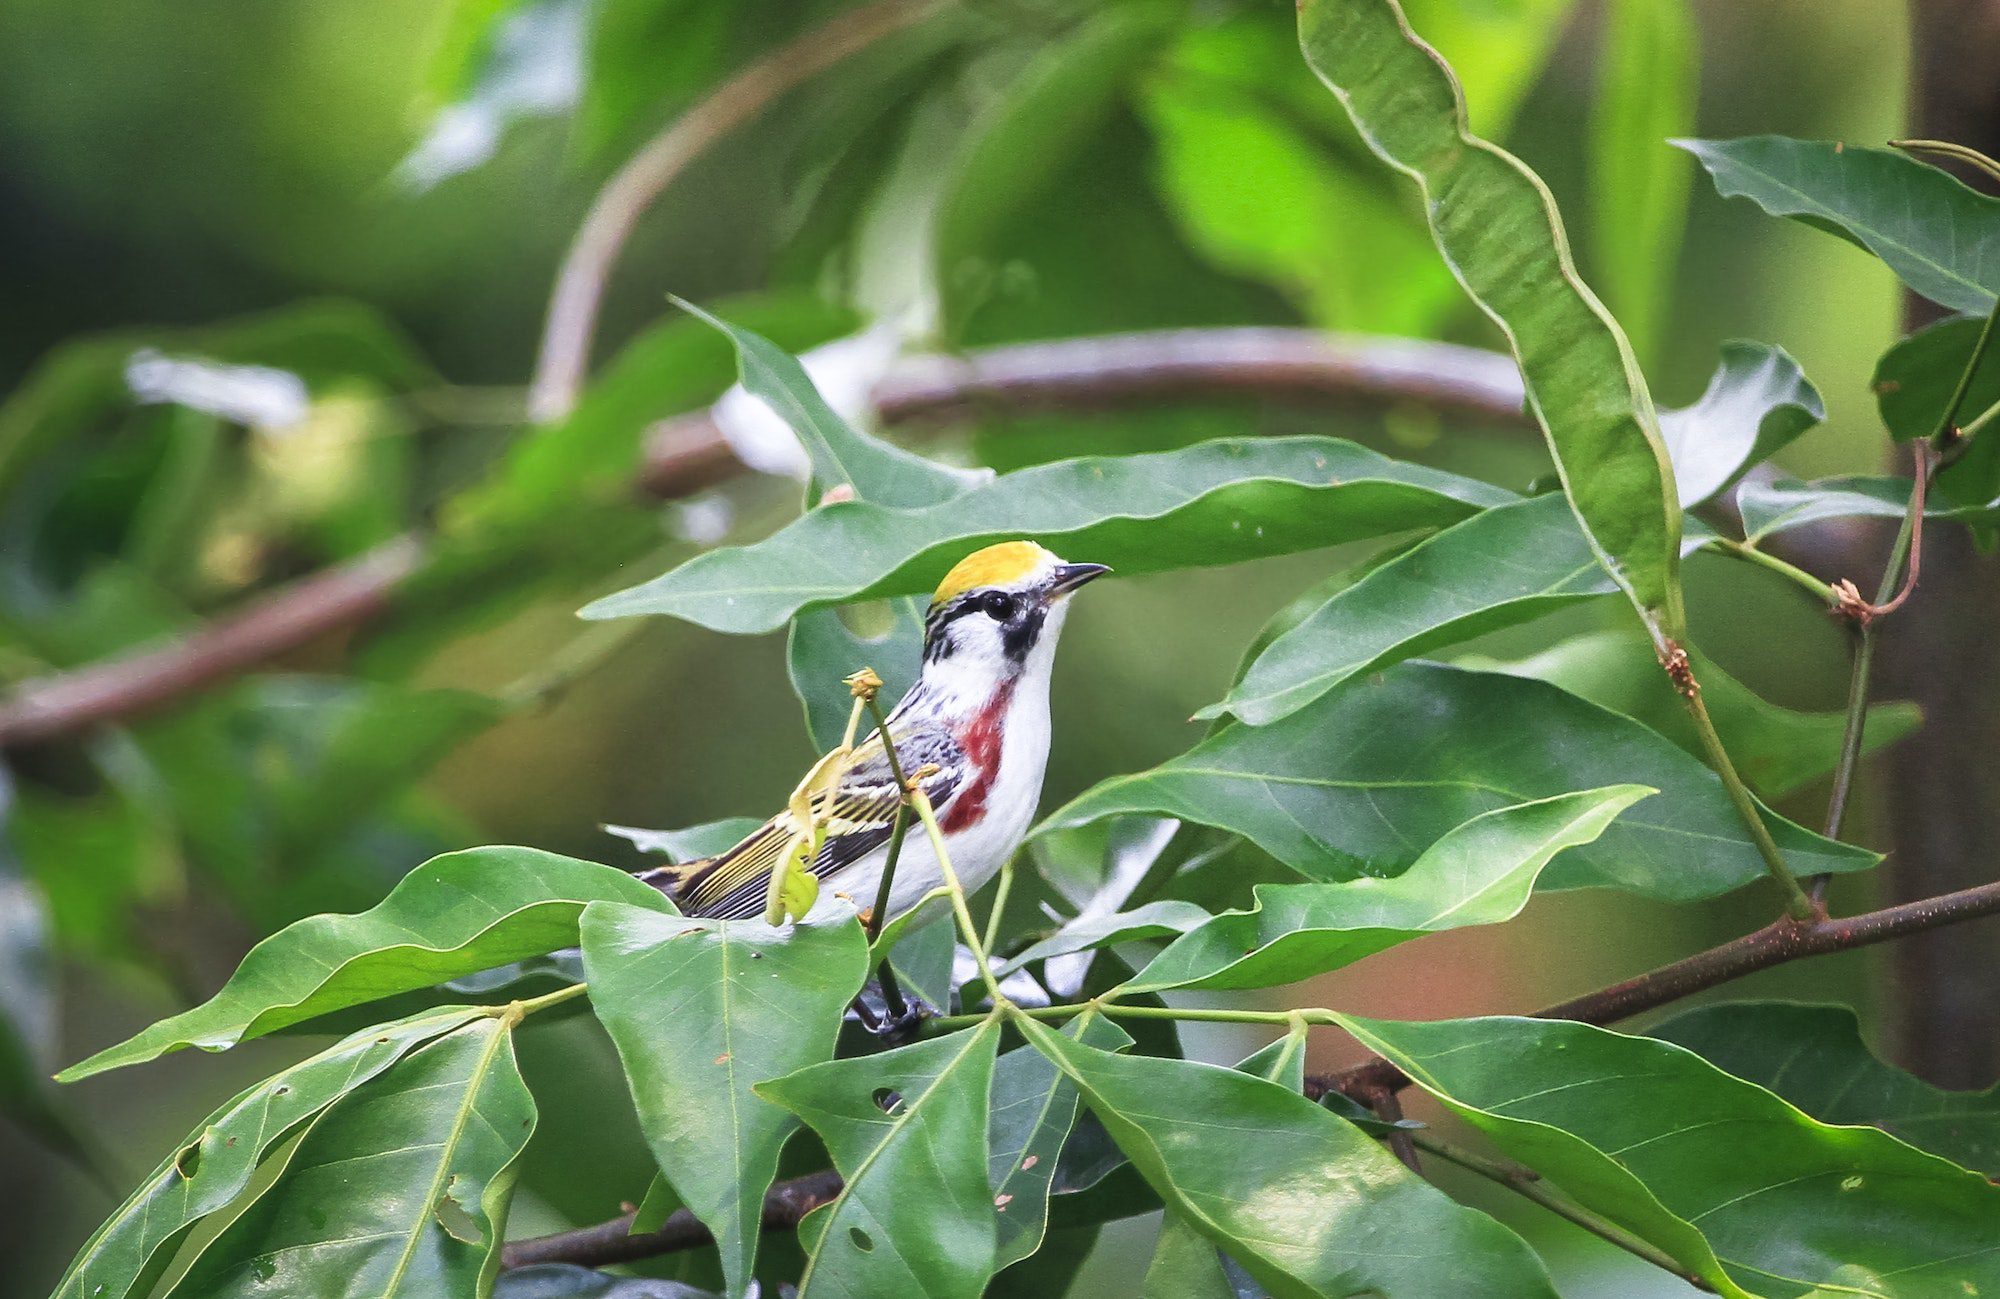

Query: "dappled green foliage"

xmin=5 ymin=0 xmax=1998 ymax=1295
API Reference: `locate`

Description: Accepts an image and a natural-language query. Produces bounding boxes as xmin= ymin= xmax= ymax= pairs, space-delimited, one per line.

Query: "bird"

xmin=638 ymin=540 xmax=1108 ymax=929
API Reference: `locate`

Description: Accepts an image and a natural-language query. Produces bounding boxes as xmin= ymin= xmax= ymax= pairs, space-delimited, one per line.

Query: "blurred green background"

xmin=0 ymin=0 xmax=1928 ymax=1292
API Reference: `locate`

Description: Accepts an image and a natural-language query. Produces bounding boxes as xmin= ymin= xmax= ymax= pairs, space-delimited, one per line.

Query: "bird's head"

xmin=919 ymin=542 xmax=1107 ymax=690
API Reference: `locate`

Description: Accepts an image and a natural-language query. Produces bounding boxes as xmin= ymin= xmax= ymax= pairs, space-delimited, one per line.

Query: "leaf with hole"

xmin=1343 ymin=1012 xmax=2000 ymax=1298
xmin=1019 ymin=1017 xmax=1559 ymax=1298
xmin=1046 ymin=662 xmax=1874 ymax=899
xmin=581 ymin=904 xmax=870 ymax=1298
xmin=60 ymin=846 xmax=670 ymax=1080
xmin=165 ymin=1013 xmax=536 ymax=1298
xmin=1124 ymin=787 xmax=1649 ymax=993
xmin=1301 ymin=0 xmax=1683 ymax=633
xmin=49 ymin=1008 xmax=486 ymax=1299
xmin=758 ymin=1019 xmax=1004 ymax=1299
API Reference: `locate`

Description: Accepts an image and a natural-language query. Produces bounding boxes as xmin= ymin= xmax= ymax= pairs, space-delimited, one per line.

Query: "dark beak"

xmin=1049 ymin=562 xmax=1111 ymax=595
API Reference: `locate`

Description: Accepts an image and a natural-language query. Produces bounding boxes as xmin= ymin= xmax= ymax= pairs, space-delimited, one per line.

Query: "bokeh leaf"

xmin=1301 ymin=0 xmax=1684 ymax=633
xmin=1123 ymin=787 xmax=1649 ymax=994
xmin=168 ymin=1013 xmax=535 ymax=1298
xmin=50 ymin=1007 xmax=486 ymax=1299
xmin=1043 ymin=661 xmax=1876 ymax=899
xmin=1652 ymin=1001 xmax=2000 ymax=1177
xmin=581 ymin=904 xmax=869 ymax=1298
xmin=582 ymin=437 xmax=1513 ymax=629
xmin=61 ymin=847 xmax=669 ymax=1080
xmin=1345 ymin=1012 xmax=2000 ymax=1298
xmin=1019 ymin=1017 xmax=1560 ymax=1299
xmin=1587 ymin=0 xmax=1697 ymax=365
xmin=759 ymin=1018 xmax=1004 ymax=1299
xmin=1680 ymin=135 xmax=2000 ymax=315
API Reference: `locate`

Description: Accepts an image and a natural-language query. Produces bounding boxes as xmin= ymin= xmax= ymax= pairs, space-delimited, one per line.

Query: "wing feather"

xmin=674 ymin=725 xmax=966 ymax=920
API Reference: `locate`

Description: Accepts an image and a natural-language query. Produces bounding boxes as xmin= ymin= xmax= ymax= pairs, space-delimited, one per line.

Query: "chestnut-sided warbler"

xmin=640 ymin=541 xmax=1108 ymax=924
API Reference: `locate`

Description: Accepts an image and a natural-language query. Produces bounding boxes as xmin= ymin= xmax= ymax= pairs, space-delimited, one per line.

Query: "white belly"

xmin=818 ymin=689 xmax=1051 ymax=927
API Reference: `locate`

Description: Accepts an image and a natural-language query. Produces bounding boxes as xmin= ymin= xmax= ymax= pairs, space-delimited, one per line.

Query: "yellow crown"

xmin=930 ymin=541 xmax=1054 ymax=608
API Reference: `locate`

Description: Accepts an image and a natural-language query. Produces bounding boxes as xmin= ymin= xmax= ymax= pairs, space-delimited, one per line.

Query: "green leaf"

xmin=1143 ymin=1215 xmax=1257 ymax=1299
xmin=605 ymin=818 xmax=765 ymax=862
xmin=1042 ymin=661 xmax=1876 ymax=899
xmin=50 ymin=1007 xmax=485 ymax=1299
xmin=1343 ymin=1012 xmax=2000 ymax=1298
xmin=789 ymin=596 xmax=928 ymax=751
xmin=1205 ymin=495 xmax=1618 ymax=726
xmin=1142 ymin=1035 xmax=1307 ymax=1298
xmin=674 ymin=300 xmax=981 ymax=510
xmin=581 ymin=437 xmax=1513 ymax=628
xmin=657 ymin=310 xmax=975 ymax=746
xmin=1301 ymin=0 xmax=1684 ymax=633
xmin=1124 ymin=787 xmax=1649 ymax=994
xmin=1679 ymin=135 xmax=2000 ymax=315
xmin=1587 ymin=0 xmax=1697 ymax=364
xmin=758 ymin=1019 xmax=1005 ymax=1299
xmin=1737 ymin=474 xmax=2000 ymax=544
xmin=1138 ymin=20 xmax=1460 ymax=336
xmin=1874 ymin=312 xmax=2000 ymax=442
xmin=496 ymin=1265 xmax=720 ymax=1298
xmin=60 ymin=847 xmax=669 ymax=1080
xmin=987 ymin=1016 xmax=1133 ymax=1270
xmin=1018 ymin=1017 xmax=1560 ymax=1299
xmin=1652 ymin=1001 xmax=2000 ymax=1177
xmin=580 ymin=904 xmax=870 ymax=1298
xmin=168 ymin=1013 xmax=536 ymax=1298
xmin=1659 ymin=341 xmax=1824 ymax=505
xmin=1467 ymin=628 xmax=1923 ymax=799
xmin=996 ymin=900 xmax=1214 ymax=980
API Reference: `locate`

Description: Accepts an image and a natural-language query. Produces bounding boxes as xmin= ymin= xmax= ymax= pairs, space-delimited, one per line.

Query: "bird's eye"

xmin=980 ymin=591 xmax=1018 ymax=621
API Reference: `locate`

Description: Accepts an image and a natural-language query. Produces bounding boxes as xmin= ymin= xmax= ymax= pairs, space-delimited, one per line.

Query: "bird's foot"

xmin=850 ymin=981 xmax=937 ymax=1046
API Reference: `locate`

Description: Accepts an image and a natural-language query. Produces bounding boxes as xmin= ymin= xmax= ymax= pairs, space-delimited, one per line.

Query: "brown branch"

xmin=526 ymin=0 xmax=941 ymax=421
xmin=1312 ymin=876 xmax=2000 ymax=1104
xmin=499 ymin=1168 xmax=842 ymax=1271
xmin=0 ymin=329 xmax=1525 ymax=750
xmin=0 ymin=537 xmax=423 ymax=749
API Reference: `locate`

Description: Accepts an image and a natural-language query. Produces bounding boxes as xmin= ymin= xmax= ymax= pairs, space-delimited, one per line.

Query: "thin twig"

xmin=526 ymin=0 xmax=940 ymax=420
xmin=1412 ymin=1133 xmax=1715 ymax=1292
xmin=1316 ymin=874 xmax=2000 ymax=1103
xmin=500 ymin=1169 xmax=843 ymax=1269
xmin=1363 ymin=1086 xmax=1422 ymax=1173
xmin=1810 ymin=295 xmax=2000 ymax=904
xmin=1658 ymin=639 xmax=1816 ymax=920
xmin=862 ymin=696 xmax=912 ymax=1019
xmin=0 ymin=329 xmax=1528 ymax=750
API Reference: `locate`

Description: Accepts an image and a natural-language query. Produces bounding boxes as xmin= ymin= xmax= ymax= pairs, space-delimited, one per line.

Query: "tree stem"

xmin=1675 ymin=667 xmax=1816 ymax=920
xmin=1810 ymin=295 xmax=2000 ymax=903
xmin=1702 ymin=536 xmax=1835 ymax=605
xmin=1411 ymin=1134 xmax=1715 ymax=1291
